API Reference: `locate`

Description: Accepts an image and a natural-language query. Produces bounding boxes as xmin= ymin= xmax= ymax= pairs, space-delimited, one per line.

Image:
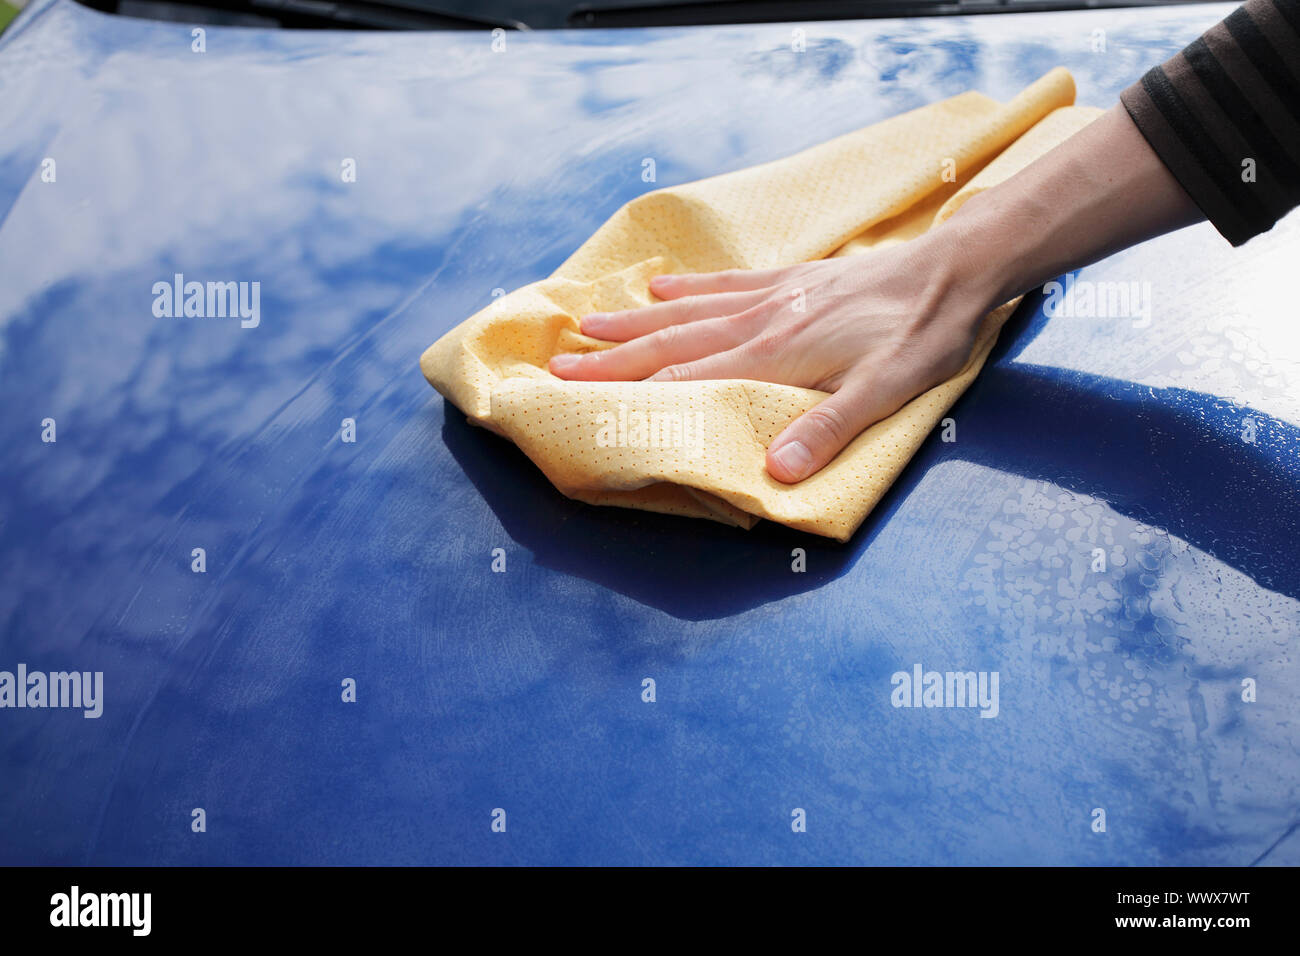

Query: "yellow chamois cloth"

xmin=421 ymin=68 xmax=1103 ymax=542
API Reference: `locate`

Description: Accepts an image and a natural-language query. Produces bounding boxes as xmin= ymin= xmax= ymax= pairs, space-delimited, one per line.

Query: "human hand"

xmin=548 ymin=231 xmax=999 ymax=483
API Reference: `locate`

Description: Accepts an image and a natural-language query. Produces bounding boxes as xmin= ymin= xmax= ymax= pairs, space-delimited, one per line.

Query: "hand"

xmin=548 ymin=230 xmax=999 ymax=483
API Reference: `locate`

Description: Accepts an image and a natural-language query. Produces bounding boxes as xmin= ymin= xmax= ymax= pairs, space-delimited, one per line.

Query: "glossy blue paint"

xmin=1 ymin=0 xmax=1296 ymax=865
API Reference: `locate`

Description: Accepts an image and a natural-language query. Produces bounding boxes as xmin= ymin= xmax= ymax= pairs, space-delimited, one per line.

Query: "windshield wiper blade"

xmin=566 ymin=0 xmax=1215 ymax=28
xmin=251 ymin=0 xmax=530 ymax=29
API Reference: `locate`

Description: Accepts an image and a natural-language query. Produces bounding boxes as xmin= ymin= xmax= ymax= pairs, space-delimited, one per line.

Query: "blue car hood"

xmin=1 ymin=0 xmax=1298 ymax=865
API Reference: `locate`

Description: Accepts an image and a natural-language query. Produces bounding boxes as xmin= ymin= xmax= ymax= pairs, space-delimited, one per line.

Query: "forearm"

xmin=938 ymin=103 xmax=1205 ymax=313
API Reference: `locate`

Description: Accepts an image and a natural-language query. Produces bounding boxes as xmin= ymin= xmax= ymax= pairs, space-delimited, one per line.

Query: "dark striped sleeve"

xmin=1119 ymin=0 xmax=1300 ymax=246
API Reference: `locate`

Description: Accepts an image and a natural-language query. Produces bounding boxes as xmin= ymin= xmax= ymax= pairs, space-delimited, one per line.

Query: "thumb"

xmin=766 ymin=383 xmax=879 ymax=484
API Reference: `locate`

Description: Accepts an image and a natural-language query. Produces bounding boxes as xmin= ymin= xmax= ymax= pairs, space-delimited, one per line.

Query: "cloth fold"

xmin=422 ymin=68 xmax=1103 ymax=542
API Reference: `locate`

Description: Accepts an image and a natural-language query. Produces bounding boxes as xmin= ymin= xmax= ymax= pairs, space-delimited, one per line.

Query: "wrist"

xmin=908 ymin=191 xmax=1026 ymax=338
xmin=935 ymin=187 xmax=1043 ymax=310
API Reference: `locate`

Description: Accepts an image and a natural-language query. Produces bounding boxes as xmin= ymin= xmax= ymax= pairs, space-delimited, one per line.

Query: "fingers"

xmin=575 ymin=266 xmax=794 ymax=342
xmin=549 ymin=316 xmax=750 ymax=382
xmin=766 ymin=378 xmax=893 ymax=484
xmin=581 ymin=289 xmax=763 ymax=342
xmin=644 ymin=345 xmax=753 ymax=383
xmin=648 ymin=268 xmax=788 ymax=300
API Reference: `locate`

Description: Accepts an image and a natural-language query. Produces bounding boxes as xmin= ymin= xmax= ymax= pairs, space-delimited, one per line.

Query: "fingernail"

xmin=550 ymin=353 xmax=581 ymax=373
xmin=770 ymin=441 xmax=813 ymax=481
xmin=580 ymin=313 xmax=608 ymax=333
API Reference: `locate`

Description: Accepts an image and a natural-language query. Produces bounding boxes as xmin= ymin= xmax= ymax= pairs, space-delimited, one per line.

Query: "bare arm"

xmin=958 ymin=103 xmax=1204 ymax=311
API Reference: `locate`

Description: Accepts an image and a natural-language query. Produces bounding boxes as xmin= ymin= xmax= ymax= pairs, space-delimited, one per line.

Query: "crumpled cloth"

xmin=422 ymin=68 xmax=1102 ymax=542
